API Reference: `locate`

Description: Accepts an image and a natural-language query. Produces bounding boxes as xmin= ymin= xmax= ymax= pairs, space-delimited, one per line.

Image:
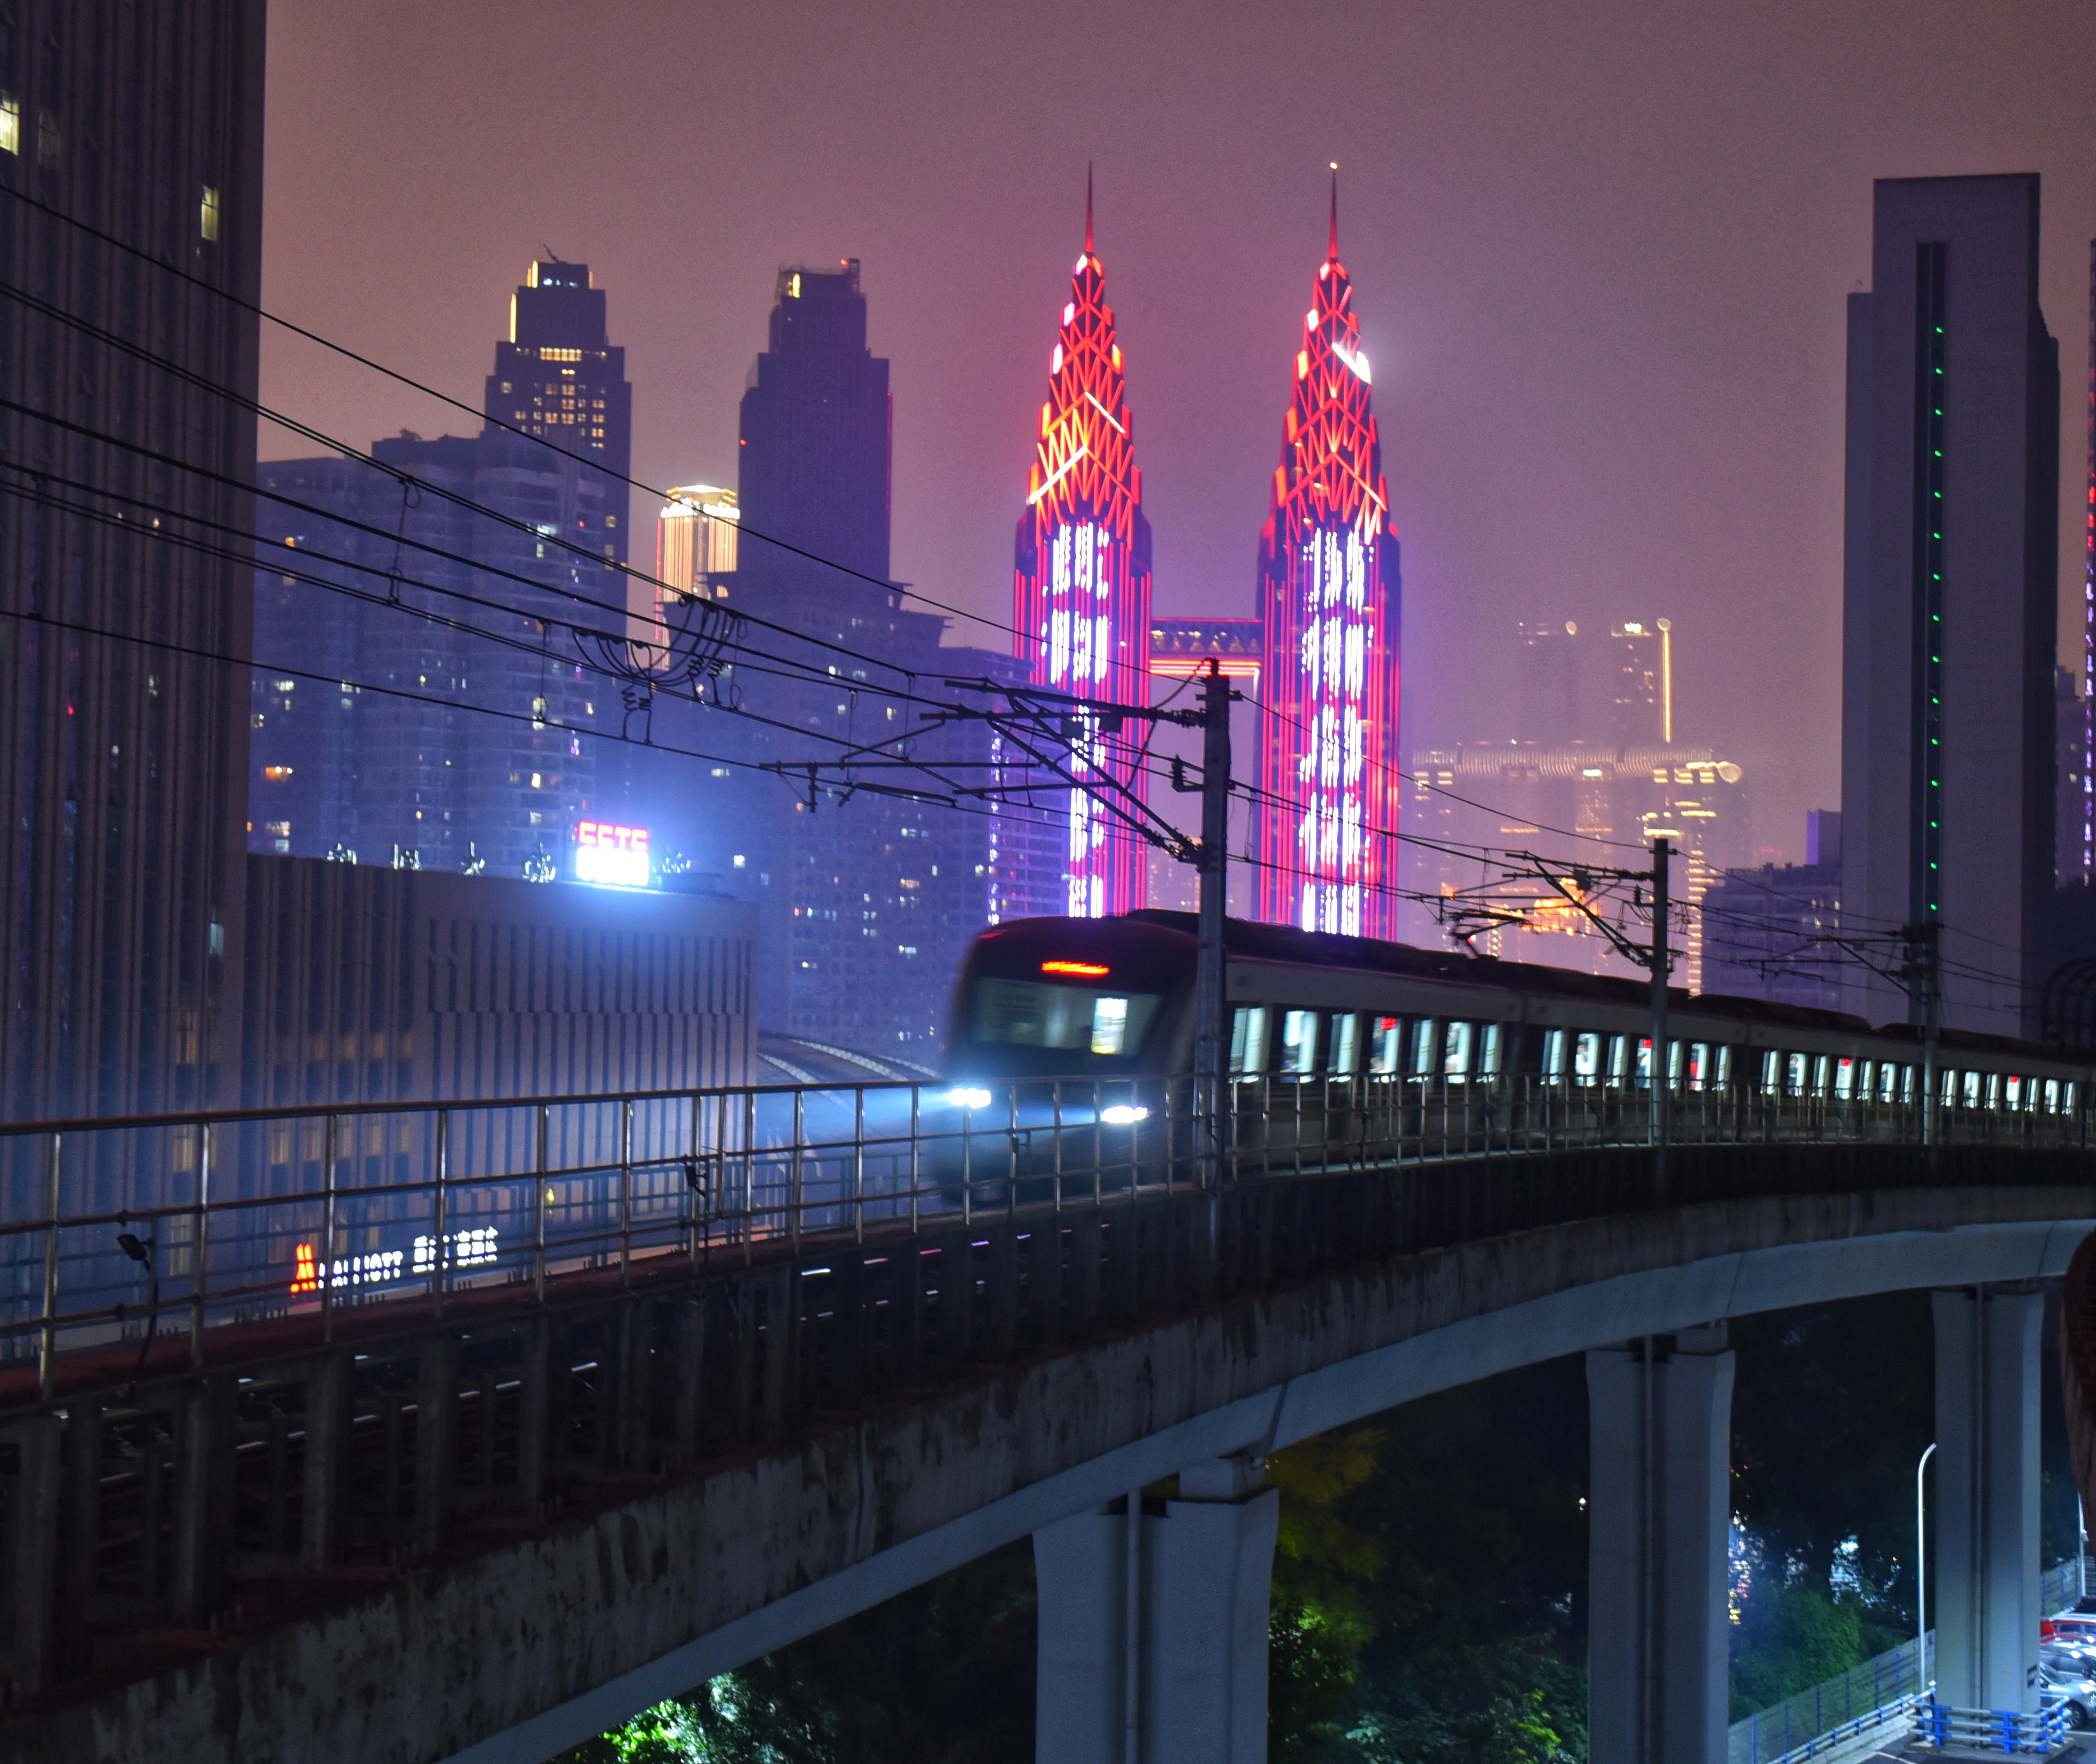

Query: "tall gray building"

xmin=0 ymin=1 xmax=266 ymax=1118
xmin=1840 ymin=175 xmax=2059 ymax=1038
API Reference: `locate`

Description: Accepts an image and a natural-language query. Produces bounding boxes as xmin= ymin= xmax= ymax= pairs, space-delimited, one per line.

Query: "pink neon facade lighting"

xmin=1254 ymin=183 xmax=1402 ymax=940
xmin=1012 ymin=186 xmax=1153 ymax=917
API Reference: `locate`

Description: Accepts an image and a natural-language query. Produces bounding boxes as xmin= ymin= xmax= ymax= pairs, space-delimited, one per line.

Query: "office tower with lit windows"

xmin=1254 ymin=184 xmax=1402 ymax=940
xmin=0 ymin=0 xmax=265 ymax=1118
xmin=484 ymin=261 xmax=632 ymax=575
xmin=1840 ymin=175 xmax=2059 ymax=1037
xmin=1012 ymin=188 xmax=1154 ymax=918
xmin=250 ymin=262 xmax=626 ymax=882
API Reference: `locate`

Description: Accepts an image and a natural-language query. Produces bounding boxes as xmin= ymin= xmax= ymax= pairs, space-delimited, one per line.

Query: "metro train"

xmin=943 ymin=909 xmax=2094 ymax=1121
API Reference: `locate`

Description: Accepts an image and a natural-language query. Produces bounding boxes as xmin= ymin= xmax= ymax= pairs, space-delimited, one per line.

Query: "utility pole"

xmin=1904 ymin=921 xmax=1941 ymax=1147
xmin=1194 ymin=659 xmax=1231 ymax=1187
xmin=1649 ymin=836 xmax=1671 ymax=1185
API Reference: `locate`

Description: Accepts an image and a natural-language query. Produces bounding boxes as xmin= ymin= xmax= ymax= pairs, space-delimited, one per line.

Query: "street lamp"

xmin=1917 ymin=1441 xmax=1937 ymax=1693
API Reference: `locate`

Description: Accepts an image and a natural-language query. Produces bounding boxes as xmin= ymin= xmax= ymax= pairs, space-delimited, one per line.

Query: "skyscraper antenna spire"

xmin=1086 ymin=163 xmax=1094 ymax=254
xmin=1328 ymin=162 xmax=1339 ymax=259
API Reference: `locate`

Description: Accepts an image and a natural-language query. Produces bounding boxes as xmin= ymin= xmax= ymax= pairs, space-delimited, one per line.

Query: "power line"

xmin=0 ymin=180 xmax=1036 ymax=654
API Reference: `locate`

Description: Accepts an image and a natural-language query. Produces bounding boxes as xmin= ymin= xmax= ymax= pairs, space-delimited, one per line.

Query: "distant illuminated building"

xmin=640 ymin=485 xmax=739 ymax=648
xmin=656 ymin=486 xmax=740 ymax=598
xmin=1012 ymin=183 xmax=1153 ymax=917
xmin=1406 ymin=743 xmax=1750 ymax=982
xmin=1254 ymin=179 xmax=1402 ymax=939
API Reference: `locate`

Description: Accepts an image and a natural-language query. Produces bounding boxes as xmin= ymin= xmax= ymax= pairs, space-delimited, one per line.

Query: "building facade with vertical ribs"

xmin=1839 ymin=175 xmax=2059 ymax=1039
xmin=0 ymin=0 xmax=265 ymax=1119
xmin=1012 ymin=190 xmax=1153 ymax=918
xmin=1254 ymin=187 xmax=1402 ymax=941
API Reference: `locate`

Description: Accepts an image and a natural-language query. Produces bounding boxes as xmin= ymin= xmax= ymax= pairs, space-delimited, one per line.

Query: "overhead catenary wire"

xmin=4 ymin=185 xmax=2035 ymax=1005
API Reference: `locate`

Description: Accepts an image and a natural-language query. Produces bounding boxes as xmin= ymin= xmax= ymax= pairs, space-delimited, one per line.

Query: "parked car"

xmin=2046 ymin=1611 xmax=2096 ymax=1647
xmin=2039 ymin=1657 xmax=2096 ymax=1729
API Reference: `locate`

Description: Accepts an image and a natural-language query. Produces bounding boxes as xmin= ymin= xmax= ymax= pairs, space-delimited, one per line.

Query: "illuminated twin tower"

xmin=1012 ymin=176 xmax=1403 ymax=937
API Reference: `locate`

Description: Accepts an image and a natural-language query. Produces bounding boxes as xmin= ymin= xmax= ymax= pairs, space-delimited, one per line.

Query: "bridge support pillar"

xmin=1034 ymin=1454 xmax=1279 ymax=1764
xmin=1931 ymin=1287 xmax=2042 ymax=1712
xmin=1588 ymin=1325 xmax=1734 ymax=1764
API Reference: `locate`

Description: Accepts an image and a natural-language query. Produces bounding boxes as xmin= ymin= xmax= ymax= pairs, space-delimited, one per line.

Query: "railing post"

xmin=190 ymin=1120 xmax=211 ymax=1369
xmin=431 ymin=1107 xmax=448 ymax=1322
xmin=618 ymin=1096 xmax=634 ymax=1288
xmin=909 ymin=1086 xmax=921 ymax=1235
xmin=534 ymin=1101 xmax=549 ymax=1305
xmin=1052 ymin=1080 xmax=1064 ymax=1213
xmin=790 ymin=1087 xmax=804 ymax=1251
xmin=38 ymin=1131 xmax=61 ymax=1402
xmin=741 ymin=1087 xmax=756 ymax=1260
xmin=853 ymin=1087 xmax=866 ymax=1246
xmin=321 ymin=1112 xmax=338 ymax=1344
xmin=1006 ymin=1084 xmax=1019 ymax=1222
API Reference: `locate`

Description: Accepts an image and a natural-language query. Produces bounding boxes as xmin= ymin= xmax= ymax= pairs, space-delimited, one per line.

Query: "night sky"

xmin=259 ymin=0 xmax=2096 ymax=872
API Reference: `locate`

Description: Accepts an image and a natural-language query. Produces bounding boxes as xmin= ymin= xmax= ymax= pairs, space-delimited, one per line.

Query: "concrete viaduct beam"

xmin=0 ymin=1162 xmax=2088 ymax=1764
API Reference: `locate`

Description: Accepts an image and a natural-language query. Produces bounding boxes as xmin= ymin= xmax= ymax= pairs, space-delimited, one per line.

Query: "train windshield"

xmin=971 ymin=977 xmax=1162 ymax=1057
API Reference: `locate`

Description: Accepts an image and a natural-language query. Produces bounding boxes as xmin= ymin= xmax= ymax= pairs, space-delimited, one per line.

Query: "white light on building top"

xmin=575 ymin=820 xmax=652 ymax=889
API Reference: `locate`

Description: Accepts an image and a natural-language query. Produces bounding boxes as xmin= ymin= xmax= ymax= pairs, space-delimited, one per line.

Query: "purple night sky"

xmin=259 ymin=0 xmax=2096 ymax=871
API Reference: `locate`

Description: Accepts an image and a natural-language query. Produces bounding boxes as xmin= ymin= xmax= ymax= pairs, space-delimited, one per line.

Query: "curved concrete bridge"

xmin=0 ymin=1141 xmax=2087 ymax=1763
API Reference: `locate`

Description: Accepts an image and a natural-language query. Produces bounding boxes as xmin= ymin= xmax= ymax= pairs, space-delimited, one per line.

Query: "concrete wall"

xmin=3 ymin=1171 xmax=2088 ymax=1764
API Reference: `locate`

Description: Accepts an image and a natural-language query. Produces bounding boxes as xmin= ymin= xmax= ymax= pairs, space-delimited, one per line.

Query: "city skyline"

xmin=256 ymin=0 xmax=2096 ymax=876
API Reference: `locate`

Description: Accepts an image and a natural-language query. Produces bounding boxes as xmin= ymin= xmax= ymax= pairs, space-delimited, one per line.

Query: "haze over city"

xmin=259 ymin=0 xmax=2096 ymax=862
xmin=13 ymin=5 xmax=2096 ymax=1761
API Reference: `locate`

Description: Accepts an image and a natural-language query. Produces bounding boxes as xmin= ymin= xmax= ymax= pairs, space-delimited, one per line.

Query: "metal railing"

xmin=1917 ymin=1698 xmax=2070 ymax=1755
xmin=0 ymin=1070 xmax=2085 ymax=1402
xmin=1733 ymin=1636 xmax=1930 ymax=1764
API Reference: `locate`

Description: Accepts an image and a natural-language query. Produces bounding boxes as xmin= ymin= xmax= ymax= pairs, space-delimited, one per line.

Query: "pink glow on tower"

xmin=1254 ymin=176 xmax=1402 ymax=940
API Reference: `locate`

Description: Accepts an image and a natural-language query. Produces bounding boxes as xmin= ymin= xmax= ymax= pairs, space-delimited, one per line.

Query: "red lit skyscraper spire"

xmin=1254 ymin=171 xmax=1403 ymax=939
xmin=1013 ymin=174 xmax=1154 ymax=917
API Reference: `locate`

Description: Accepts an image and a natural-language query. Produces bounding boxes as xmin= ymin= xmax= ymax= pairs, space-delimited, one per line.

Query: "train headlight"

xmin=947 ymin=1086 xmax=993 ymax=1111
xmin=1100 ymin=1104 xmax=1150 ymax=1126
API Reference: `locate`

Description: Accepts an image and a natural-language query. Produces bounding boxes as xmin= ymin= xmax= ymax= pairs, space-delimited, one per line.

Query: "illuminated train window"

xmin=1368 ymin=1015 xmax=1402 ymax=1076
xmin=1230 ymin=1007 xmax=1269 ymax=1076
xmin=1274 ymin=1005 xmax=1308 ymax=1072
xmin=1331 ymin=1014 xmax=1361 ymax=1075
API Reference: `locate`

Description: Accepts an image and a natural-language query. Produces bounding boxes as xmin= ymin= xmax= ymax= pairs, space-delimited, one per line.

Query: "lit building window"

xmin=0 ymin=93 xmax=18 ymax=156
xmin=200 ymin=185 xmax=220 ymax=242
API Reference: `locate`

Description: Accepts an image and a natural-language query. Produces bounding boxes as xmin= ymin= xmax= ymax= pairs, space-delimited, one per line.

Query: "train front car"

xmin=937 ymin=916 xmax=1199 ymax=1203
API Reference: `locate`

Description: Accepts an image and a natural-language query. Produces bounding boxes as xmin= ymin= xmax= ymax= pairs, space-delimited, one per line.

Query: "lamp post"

xmin=1917 ymin=1441 xmax=1937 ymax=1694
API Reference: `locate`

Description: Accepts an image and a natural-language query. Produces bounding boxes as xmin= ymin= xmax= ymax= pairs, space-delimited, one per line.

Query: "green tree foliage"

xmin=1268 ymin=1427 xmax=1390 ymax=1760
xmin=1728 ymin=1295 xmax=1933 ymax=1625
xmin=559 ymin=1541 xmax=1035 ymax=1764
xmin=1730 ymin=1580 xmax=1878 ymax=1720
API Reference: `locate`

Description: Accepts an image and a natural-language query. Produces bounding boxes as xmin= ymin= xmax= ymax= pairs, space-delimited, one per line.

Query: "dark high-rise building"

xmin=251 ymin=263 xmax=627 ymax=882
xmin=0 ymin=1 xmax=266 ymax=1118
xmin=1513 ymin=621 xmax=1581 ymax=745
xmin=1840 ymin=175 xmax=2059 ymax=1037
xmin=736 ymin=261 xmax=891 ymax=595
xmin=2078 ymin=239 xmax=2096 ymax=888
xmin=484 ymin=259 xmax=632 ymax=571
xmin=1603 ymin=620 xmax=1671 ymax=745
xmin=681 ymin=256 xmax=1031 ymax=1051
xmin=1701 ymin=812 xmax=1844 ymax=1012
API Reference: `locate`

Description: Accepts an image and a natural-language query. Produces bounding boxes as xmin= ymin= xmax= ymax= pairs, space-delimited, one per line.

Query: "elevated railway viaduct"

xmin=0 ymin=1092 xmax=2084 ymax=1763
